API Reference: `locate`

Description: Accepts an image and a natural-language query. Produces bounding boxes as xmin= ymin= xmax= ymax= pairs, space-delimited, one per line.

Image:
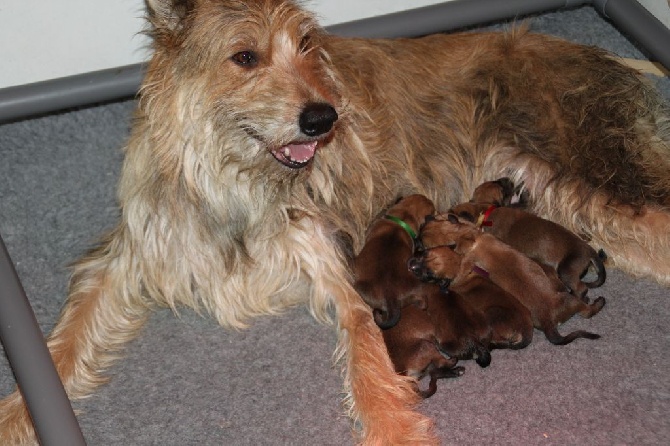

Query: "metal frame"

xmin=1 ymin=0 xmax=669 ymax=124
xmin=0 ymin=0 xmax=668 ymax=444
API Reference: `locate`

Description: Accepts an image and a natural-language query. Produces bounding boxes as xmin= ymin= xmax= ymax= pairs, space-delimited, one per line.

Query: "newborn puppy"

xmin=413 ymin=214 xmax=605 ymax=345
xmin=381 ymin=287 xmax=465 ymax=398
xmin=469 ymin=177 xmax=520 ymax=206
xmin=354 ymin=194 xmax=435 ymax=328
xmin=418 ymin=264 xmax=534 ymax=368
xmin=408 ymin=242 xmax=533 ymax=366
xmin=451 ymin=181 xmax=606 ymax=299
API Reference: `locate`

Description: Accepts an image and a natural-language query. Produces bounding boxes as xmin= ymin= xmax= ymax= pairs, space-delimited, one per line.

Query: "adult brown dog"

xmin=1 ymin=0 xmax=669 ymax=444
xmin=451 ymin=180 xmax=607 ymax=298
xmin=413 ymin=214 xmax=605 ymax=345
xmin=354 ymin=194 xmax=435 ymax=328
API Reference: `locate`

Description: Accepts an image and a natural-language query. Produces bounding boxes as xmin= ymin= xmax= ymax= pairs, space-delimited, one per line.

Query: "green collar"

xmin=384 ymin=215 xmax=417 ymax=239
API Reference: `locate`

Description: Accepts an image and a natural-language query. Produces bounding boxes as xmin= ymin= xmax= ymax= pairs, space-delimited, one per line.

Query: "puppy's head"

xmin=472 ymin=178 xmax=516 ymax=205
xmin=447 ymin=202 xmax=479 ymax=223
xmin=386 ymin=194 xmax=436 ymax=237
xmin=418 ymin=213 xmax=476 ymax=251
xmin=408 ymin=246 xmax=460 ymax=288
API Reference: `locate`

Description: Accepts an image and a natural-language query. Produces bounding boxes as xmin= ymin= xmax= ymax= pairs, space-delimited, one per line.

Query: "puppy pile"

xmin=353 ymin=179 xmax=607 ymax=397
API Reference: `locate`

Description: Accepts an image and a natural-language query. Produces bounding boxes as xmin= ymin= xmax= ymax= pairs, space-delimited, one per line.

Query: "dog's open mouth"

xmin=270 ymin=141 xmax=318 ymax=169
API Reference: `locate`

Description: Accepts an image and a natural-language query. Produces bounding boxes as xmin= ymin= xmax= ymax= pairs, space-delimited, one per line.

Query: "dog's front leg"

xmin=334 ymin=284 xmax=437 ymax=445
xmin=293 ymin=217 xmax=437 ymax=445
xmin=291 ymin=215 xmax=437 ymax=445
xmin=0 ymin=228 xmax=151 ymax=445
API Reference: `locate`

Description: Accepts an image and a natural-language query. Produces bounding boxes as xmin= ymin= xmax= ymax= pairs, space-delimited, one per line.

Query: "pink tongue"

xmin=284 ymin=141 xmax=317 ymax=162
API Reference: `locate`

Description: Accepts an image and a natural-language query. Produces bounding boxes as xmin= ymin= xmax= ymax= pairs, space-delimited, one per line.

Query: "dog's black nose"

xmin=299 ymin=102 xmax=338 ymax=137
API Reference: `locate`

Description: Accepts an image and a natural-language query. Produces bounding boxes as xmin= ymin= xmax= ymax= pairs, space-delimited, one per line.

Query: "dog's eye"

xmin=231 ymin=51 xmax=258 ymax=67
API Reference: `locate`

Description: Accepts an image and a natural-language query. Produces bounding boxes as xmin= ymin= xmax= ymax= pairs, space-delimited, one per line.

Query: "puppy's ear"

xmin=494 ymin=177 xmax=515 ymax=205
xmin=146 ymin=0 xmax=195 ymax=34
xmin=511 ymin=182 xmax=530 ymax=207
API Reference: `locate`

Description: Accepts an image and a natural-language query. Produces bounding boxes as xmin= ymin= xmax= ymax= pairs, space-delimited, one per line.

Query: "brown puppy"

xmin=355 ymin=195 xmax=463 ymax=397
xmin=413 ymin=214 xmax=605 ymax=345
xmin=407 ymin=240 xmax=533 ymax=366
xmin=426 ymin=272 xmax=533 ymax=368
xmin=469 ymin=177 xmax=520 ymax=206
xmin=380 ymin=289 xmax=465 ymax=399
xmin=451 ymin=180 xmax=607 ymax=298
xmin=354 ymin=194 xmax=435 ymax=328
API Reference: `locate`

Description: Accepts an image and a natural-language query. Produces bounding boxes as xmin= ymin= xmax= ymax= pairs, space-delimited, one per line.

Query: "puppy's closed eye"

xmin=458 ymin=211 xmax=475 ymax=222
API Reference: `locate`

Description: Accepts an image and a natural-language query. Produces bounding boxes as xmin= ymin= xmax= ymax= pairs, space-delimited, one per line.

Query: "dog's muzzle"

xmin=270 ymin=103 xmax=338 ymax=169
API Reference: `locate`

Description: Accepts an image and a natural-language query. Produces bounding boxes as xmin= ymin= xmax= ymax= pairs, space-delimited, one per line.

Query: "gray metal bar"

xmin=0 ymin=64 xmax=144 ymax=124
xmin=592 ymin=0 xmax=670 ymax=70
xmin=327 ymin=0 xmax=586 ymax=38
xmin=0 ymin=0 xmax=668 ymax=124
xmin=0 ymin=236 xmax=87 ymax=446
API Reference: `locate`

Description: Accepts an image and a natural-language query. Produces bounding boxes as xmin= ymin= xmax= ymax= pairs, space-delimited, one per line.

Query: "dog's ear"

xmin=494 ymin=177 xmax=515 ymax=205
xmin=145 ymin=0 xmax=195 ymax=34
xmin=511 ymin=182 xmax=530 ymax=207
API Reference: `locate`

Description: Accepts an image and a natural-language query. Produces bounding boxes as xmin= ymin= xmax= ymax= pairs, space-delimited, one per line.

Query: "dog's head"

xmin=143 ymin=0 xmax=342 ymax=174
xmin=471 ymin=178 xmax=515 ymax=206
xmin=407 ymin=246 xmax=458 ymax=289
xmin=418 ymin=213 xmax=476 ymax=252
xmin=409 ymin=213 xmax=476 ymax=288
xmin=386 ymin=194 xmax=437 ymax=238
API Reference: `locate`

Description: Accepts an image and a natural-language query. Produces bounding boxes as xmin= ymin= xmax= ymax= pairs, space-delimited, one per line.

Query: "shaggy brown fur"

xmin=1 ymin=0 xmax=669 ymax=444
xmin=354 ymin=194 xmax=436 ymax=328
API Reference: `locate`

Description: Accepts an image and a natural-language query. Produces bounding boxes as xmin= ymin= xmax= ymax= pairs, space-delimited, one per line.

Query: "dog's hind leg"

xmin=582 ymin=250 xmax=607 ymax=290
xmin=418 ymin=360 xmax=465 ymax=399
xmin=519 ymin=173 xmax=670 ymax=287
xmin=538 ymin=295 xmax=605 ymax=346
xmin=0 ymin=228 xmax=150 ymax=445
xmin=503 ymin=71 xmax=670 ymax=286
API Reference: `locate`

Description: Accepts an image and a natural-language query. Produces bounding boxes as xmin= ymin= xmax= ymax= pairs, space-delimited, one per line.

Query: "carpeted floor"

xmin=1 ymin=5 xmax=669 ymax=445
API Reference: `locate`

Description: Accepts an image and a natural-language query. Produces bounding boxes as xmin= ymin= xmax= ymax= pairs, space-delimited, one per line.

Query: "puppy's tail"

xmin=583 ymin=249 xmax=607 ymax=289
xmin=373 ymin=298 xmax=401 ymax=329
xmin=543 ymin=327 xmax=601 ymax=346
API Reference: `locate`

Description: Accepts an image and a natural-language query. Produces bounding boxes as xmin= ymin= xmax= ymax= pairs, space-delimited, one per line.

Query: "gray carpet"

xmin=1 ymin=6 xmax=669 ymax=445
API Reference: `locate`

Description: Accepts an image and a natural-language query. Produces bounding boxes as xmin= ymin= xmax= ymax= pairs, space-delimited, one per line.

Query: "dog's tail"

xmin=543 ymin=327 xmax=601 ymax=346
xmin=373 ymin=298 xmax=401 ymax=329
xmin=583 ymin=249 xmax=607 ymax=289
